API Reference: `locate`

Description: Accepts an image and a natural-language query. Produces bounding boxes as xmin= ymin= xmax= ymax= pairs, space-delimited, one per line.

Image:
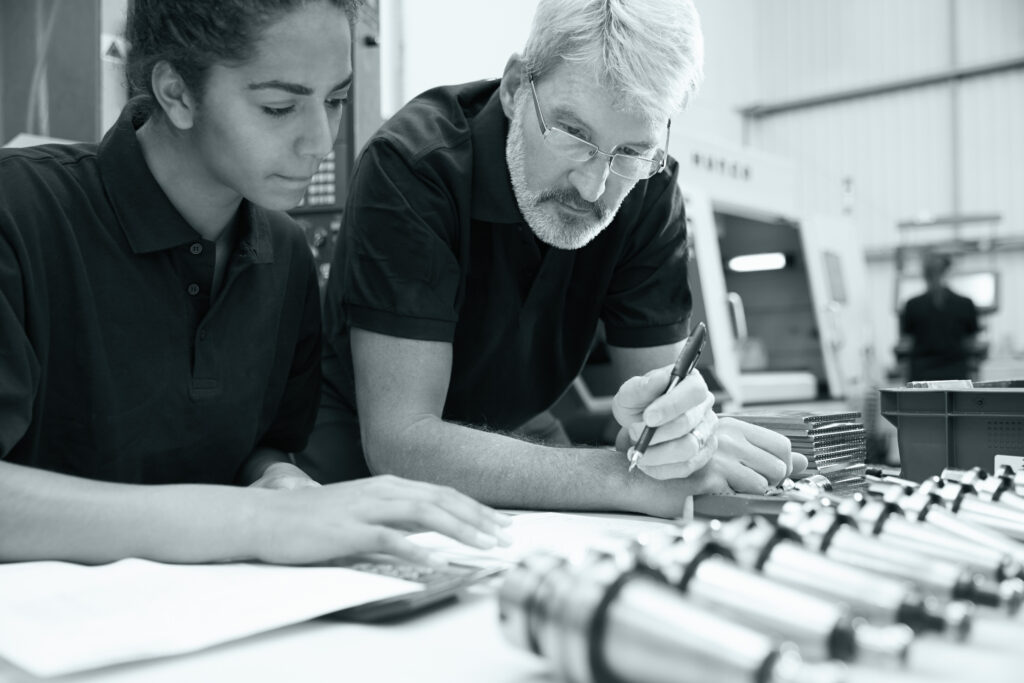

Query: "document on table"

xmin=409 ymin=511 xmax=678 ymax=568
xmin=0 ymin=559 xmax=421 ymax=678
xmin=0 ymin=513 xmax=674 ymax=678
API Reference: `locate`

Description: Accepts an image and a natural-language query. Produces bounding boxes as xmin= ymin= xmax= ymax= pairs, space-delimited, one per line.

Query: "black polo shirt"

xmin=309 ymin=80 xmax=689 ymax=482
xmin=901 ymin=288 xmax=980 ymax=381
xmin=0 ymin=102 xmax=321 ymax=484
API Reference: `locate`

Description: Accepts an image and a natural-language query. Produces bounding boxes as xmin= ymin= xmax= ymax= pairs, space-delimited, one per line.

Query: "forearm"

xmin=365 ymin=417 xmax=698 ymax=517
xmin=0 ymin=460 xmax=267 ymax=564
xmin=350 ymin=330 xmax=697 ymax=516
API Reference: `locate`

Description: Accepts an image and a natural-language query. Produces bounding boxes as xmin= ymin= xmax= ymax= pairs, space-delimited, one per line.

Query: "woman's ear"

xmin=150 ymin=60 xmax=197 ymax=131
xmin=498 ymin=54 xmax=525 ymax=119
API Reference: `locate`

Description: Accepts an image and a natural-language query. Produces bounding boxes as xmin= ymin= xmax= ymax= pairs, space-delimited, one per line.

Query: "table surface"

xmin=4 ymin=507 xmax=1024 ymax=683
xmin=3 ymin=578 xmax=1024 ymax=683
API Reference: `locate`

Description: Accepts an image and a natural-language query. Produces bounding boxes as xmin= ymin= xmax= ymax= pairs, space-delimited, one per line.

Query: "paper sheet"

xmin=0 ymin=513 xmax=673 ymax=678
xmin=0 ymin=559 xmax=420 ymax=678
xmin=410 ymin=511 xmax=677 ymax=567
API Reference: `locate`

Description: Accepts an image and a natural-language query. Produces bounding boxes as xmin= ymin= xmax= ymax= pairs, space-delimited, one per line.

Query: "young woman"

xmin=0 ymin=0 xmax=508 ymax=565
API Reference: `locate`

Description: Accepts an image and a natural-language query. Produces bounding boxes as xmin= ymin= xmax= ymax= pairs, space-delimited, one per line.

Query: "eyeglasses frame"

xmin=527 ymin=73 xmax=670 ymax=180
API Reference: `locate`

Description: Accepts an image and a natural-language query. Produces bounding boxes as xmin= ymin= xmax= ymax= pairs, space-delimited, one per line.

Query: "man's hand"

xmin=712 ymin=418 xmax=808 ymax=492
xmin=623 ymin=443 xmax=807 ymax=519
xmin=612 ymin=365 xmax=718 ymax=479
xmin=250 ymin=462 xmax=321 ymax=491
xmin=609 ymin=361 xmax=808 ymax=497
xmin=254 ymin=475 xmax=512 ymax=566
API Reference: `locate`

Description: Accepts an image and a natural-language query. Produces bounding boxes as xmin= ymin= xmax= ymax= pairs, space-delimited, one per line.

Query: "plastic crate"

xmin=879 ymin=380 xmax=1024 ymax=482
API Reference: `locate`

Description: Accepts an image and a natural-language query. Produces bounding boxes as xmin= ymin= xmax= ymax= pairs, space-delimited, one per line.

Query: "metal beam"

xmin=739 ymin=56 xmax=1024 ymax=119
xmin=896 ymin=213 xmax=1001 ymax=229
xmin=865 ymin=235 xmax=1024 ymax=262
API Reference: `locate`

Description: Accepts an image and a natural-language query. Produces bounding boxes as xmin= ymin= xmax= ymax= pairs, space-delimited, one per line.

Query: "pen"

xmin=627 ymin=321 xmax=708 ymax=473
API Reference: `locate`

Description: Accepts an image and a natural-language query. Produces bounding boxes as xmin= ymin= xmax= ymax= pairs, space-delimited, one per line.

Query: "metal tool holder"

xmin=498 ymin=465 xmax=1024 ymax=683
xmin=499 ymin=551 xmax=847 ymax=683
xmin=630 ymin=523 xmax=912 ymax=665
xmin=713 ymin=515 xmax=972 ymax=640
xmin=870 ymin=474 xmax=1024 ymax=570
xmin=778 ymin=499 xmax=1014 ymax=611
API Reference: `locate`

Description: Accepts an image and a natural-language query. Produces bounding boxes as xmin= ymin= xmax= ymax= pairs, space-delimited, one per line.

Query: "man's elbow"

xmin=361 ymin=428 xmax=397 ymax=475
xmin=360 ymin=413 xmax=439 ymax=477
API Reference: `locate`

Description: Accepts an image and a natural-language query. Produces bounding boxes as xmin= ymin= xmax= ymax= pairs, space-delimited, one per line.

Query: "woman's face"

xmin=188 ymin=2 xmax=353 ymax=210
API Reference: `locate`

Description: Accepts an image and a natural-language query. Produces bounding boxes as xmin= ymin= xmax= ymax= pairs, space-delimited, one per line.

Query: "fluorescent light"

xmin=728 ymin=252 xmax=788 ymax=272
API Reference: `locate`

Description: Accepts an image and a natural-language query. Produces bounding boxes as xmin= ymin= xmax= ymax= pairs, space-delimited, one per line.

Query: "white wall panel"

xmin=752 ymin=0 xmax=950 ymax=101
xmin=395 ymin=0 xmax=538 ymax=108
xmin=958 ymin=70 xmax=1024 ymax=240
xmin=679 ymin=0 xmax=759 ymax=143
xmin=955 ymin=0 xmax=1024 ymax=66
xmin=957 ymin=69 xmax=1024 ymax=358
xmin=752 ymin=86 xmax=953 ymax=246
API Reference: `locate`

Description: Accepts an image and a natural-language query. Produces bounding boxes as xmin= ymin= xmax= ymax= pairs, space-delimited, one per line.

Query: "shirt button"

xmin=190 ymin=243 xmax=203 ymax=255
xmin=187 ymin=283 xmax=200 ymax=296
xmin=198 ymin=328 xmax=208 ymax=341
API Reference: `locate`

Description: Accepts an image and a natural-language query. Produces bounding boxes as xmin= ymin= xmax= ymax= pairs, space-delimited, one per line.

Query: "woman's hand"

xmin=254 ymin=475 xmax=512 ymax=566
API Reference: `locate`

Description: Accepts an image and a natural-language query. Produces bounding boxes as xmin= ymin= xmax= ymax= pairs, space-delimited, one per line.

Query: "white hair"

xmin=522 ymin=0 xmax=704 ymax=122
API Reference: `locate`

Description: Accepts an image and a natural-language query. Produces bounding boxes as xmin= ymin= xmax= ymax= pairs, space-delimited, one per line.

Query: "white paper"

xmin=410 ymin=511 xmax=677 ymax=567
xmin=0 ymin=559 xmax=420 ymax=677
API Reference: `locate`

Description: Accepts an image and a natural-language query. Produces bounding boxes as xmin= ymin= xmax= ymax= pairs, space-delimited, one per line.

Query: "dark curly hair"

xmin=125 ymin=0 xmax=362 ymax=107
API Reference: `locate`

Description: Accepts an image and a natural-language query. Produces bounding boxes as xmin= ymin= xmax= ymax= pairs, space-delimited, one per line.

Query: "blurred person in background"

xmin=898 ymin=252 xmax=983 ymax=382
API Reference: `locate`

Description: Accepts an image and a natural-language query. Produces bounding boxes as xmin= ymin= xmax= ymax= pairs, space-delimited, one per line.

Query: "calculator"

xmin=324 ymin=560 xmax=505 ymax=622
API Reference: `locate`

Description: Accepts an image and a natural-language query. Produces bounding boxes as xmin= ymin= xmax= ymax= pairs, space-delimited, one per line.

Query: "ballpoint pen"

xmin=627 ymin=322 xmax=708 ymax=473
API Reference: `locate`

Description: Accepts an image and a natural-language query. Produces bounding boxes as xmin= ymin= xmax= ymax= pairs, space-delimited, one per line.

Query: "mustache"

xmin=536 ymin=188 xmax=606 ymax=220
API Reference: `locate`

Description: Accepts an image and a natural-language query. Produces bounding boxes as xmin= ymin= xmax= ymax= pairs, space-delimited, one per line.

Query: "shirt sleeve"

xmin=256 ymin=239 xmax=322 ymax=454
xmin=601 ymin=160 xmax=691 ymax=348
xmin=0 ymin=209 xmax=41 ymax=459
xmin=338 ymin=138 xmax=463 ymax=342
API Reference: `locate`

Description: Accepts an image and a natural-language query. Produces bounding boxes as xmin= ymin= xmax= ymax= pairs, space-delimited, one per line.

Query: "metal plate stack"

xmin=725 ymin=410 xmax=867 ymax=494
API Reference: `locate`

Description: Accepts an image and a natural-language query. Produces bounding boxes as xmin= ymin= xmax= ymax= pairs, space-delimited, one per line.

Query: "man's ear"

xmin=150 ymin=60 xmax=198 ymax=130
xmin=499 ymin=53 xmax=525 ymax=119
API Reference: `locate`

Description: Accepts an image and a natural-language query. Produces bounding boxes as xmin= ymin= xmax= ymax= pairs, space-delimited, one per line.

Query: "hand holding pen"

xmin=627 ymin=322 xmax=709 ymax=473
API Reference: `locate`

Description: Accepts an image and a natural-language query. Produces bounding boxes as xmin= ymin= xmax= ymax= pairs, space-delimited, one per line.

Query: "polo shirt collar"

xmin=239 ymin=203 xmax=275 ymax=264
xmin=470 ymin=88 xmax=525 ymax=224
xmin=98 ymin=99 xmax=273 ymax=263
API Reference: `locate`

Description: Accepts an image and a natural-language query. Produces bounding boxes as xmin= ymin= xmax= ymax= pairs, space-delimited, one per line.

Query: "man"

xmin=899 ymin=253 xmax=982 ymax=382
xmin=302 ymin=0 xmax=804 ymax=518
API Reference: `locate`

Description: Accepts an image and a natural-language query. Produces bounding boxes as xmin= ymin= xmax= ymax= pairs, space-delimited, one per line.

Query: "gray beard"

xmin=505 ymin=99 xmax=617 ymax=250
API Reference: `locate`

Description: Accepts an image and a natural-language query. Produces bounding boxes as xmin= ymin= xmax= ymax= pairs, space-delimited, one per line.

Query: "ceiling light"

xmin=728 ymin=252 xmax=788 ymax=272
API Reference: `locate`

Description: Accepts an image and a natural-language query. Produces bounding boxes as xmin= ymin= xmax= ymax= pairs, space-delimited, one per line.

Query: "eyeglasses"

xmin=528 ymin=74 xmax=670 ymax=181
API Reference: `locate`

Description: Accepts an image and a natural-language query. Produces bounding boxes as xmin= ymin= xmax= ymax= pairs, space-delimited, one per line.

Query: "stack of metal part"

xmin=498 ymin=464 xmax=1024 ymax=683
xmin=726 ymin=410 xmax=867 ymax=494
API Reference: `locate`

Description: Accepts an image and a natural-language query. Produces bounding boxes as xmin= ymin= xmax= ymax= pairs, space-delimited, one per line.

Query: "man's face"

xmin=187 ymin=2 xmax=353 ymax=211
xmin=924 ymin=256 xmax=950 ymax=289
xmin=506 ymin=61 xmax=667 ymax=250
